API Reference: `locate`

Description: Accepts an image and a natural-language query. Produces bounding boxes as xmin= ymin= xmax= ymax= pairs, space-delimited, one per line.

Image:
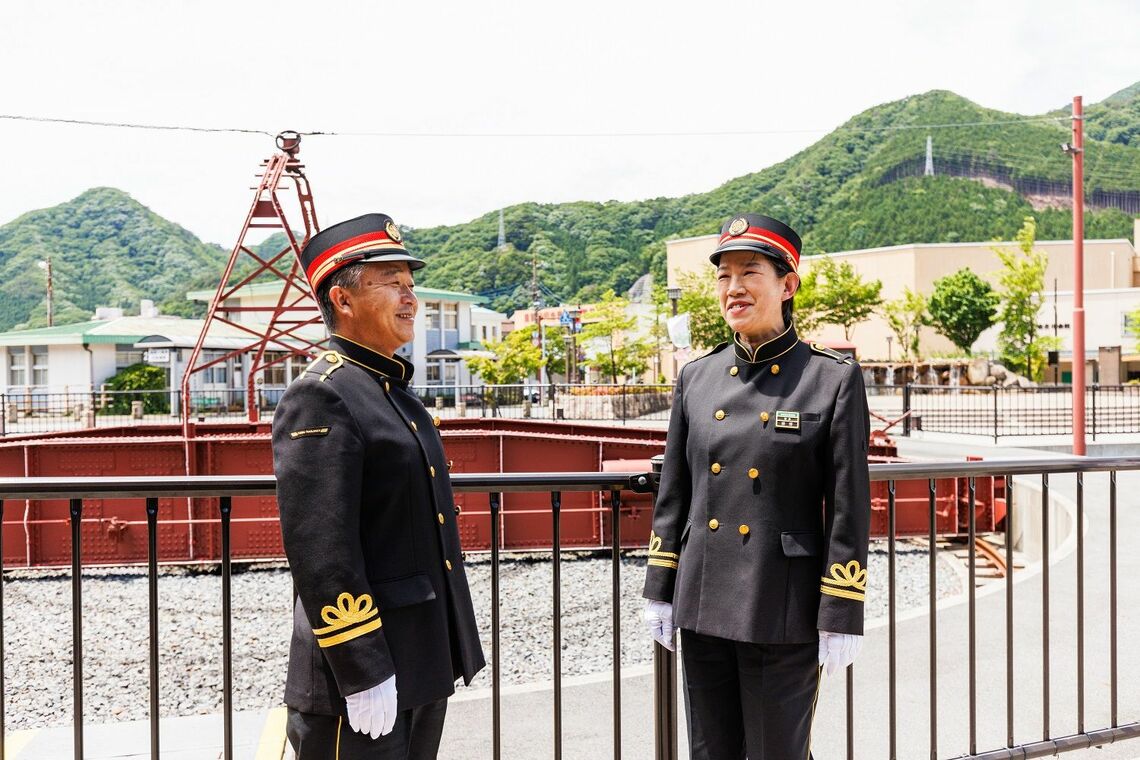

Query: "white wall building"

xmin=185 ymin=283 xmax=505 ymax=388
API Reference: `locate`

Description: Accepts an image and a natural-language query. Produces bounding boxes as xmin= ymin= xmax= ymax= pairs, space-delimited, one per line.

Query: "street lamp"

xmin=566 ymin=307 xmax=581 ymax=384
xmin=37 ymin=257 xmax=53 ymax=327
xmin=886 ymin=335 xmax=892 ymax=362
xmin=667 ymin=287 xmax=682 ymax=381
xmin=563 ymin=333 xmax=574 ymax=385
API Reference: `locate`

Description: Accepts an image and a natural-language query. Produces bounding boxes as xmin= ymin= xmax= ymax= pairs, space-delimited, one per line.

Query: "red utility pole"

xmin=1070 ymin=96 xmax=1087 ymax=455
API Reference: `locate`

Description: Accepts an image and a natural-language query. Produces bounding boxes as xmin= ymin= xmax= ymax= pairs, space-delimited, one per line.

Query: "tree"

xmin=808 ymin=258 xmax=883 ymax=340
xmin=101 ymin=363 xmax=170 ymax=415
xmin=677 ymin=271 xmax=732 ymax=351
xmin=579 ymin=290 xmax=654 ymax=383
xmin=791 ymin=267 xmax=826 ymax=336
xmin=882 ymin=288 xmax=929 ymax=361
xmin=927 ymin=268 xmax=999 ymax=354
xmin=994 ymin=217 xmax=1049 ymax=381
xmin=464 ymin=324 xmax=544 ymax=385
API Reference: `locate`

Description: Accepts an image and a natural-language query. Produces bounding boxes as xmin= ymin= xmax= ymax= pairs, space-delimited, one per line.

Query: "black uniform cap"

xmin=710 ymin=213 xmax=802 ymax=272
xmin=302 ymin=213 xmax=425 ymax=290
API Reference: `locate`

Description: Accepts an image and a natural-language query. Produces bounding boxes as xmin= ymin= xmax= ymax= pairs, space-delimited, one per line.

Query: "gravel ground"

xmin=1 ymin=539 xmax=960 ymax=730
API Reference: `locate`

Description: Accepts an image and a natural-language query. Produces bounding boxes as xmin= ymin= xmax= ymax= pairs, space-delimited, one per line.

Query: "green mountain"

xmin=2 ymin=85 xmax=1139 ymax=329
xmin=0 ymin=188 xmax=227 ymax=330
xmin=408 ymin=86 xmax=1140 ymax=313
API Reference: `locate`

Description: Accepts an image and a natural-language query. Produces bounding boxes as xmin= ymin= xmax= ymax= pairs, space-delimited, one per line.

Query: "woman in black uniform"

xmin=643 ymin=213 xmax=871 ymax=759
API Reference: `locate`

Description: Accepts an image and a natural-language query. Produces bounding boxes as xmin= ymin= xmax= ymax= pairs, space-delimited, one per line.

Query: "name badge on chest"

xmin=774 ymin=410 xmax=800 ymax=431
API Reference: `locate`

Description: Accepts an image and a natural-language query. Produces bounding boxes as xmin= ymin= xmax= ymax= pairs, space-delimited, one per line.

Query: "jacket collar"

xmin=732 ymin=321 xmax=799 ymax=364
xmin=330 ymin=334 xmax=415 ymax=383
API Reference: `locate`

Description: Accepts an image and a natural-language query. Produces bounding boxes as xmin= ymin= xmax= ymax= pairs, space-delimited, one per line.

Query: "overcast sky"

xmin=1 ymin=0 xmax=1137 ymax=247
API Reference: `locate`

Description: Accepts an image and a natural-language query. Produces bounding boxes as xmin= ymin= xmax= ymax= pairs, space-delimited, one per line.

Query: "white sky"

xmin=1 ymin=0 xmax=1137 ymax=247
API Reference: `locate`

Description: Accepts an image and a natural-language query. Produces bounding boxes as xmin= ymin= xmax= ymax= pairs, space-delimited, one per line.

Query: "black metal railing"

xmin=0 ymin=459 xmax=1137 ymax=759
xmin=0 ymin=389 xmax=288 ymax=435
xmin=413 ymin=383 xmax=675 ymax=424
xmin=902 ymin=384 xmax=1140 ymax=440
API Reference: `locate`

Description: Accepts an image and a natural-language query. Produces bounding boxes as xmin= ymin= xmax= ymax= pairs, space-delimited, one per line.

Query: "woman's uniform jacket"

xmin=643 ymin=323 xmax=872 ymax=643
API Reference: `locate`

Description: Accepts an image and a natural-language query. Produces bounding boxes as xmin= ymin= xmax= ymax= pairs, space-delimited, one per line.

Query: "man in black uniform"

xmin=273 ymin=213 xmax=485 ymax=758
xmin=643 ymin=213 xmax=871 ymax=759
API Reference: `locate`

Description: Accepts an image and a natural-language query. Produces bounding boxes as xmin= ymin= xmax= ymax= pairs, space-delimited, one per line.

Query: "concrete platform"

xmin=3 ymin=708 xmax=286 ymax=760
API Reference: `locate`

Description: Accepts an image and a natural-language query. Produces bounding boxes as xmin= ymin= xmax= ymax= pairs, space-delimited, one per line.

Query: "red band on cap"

xmin=718 ymin=226 xmax=800 ymax=267
xmin=306 ymin=230 xmax=401 ymax=287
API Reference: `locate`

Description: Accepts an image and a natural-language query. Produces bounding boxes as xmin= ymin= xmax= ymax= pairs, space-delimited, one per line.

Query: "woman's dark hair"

xmin=769 ymin=256 xmax=796 ymax=328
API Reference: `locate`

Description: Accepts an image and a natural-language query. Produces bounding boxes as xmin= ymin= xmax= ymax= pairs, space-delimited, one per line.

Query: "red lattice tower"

xmin=181 ymin=131 xmax=324 ymax=429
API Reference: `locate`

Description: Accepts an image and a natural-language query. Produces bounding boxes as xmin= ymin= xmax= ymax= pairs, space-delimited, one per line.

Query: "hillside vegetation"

xmin=2 ymin=85 xmax=1139 ymax=328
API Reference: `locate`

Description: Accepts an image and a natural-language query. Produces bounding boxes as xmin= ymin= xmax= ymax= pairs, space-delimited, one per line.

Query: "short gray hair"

xmin=315 ymin=263 xmax=365 ymax=329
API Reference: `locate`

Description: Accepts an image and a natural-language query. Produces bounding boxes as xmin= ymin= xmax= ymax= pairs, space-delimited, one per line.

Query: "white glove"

xmin=345 ymin=674 xmax=397 ymax=739
xmin=644 ymin=600 xmax=676 ymax=651
xmin=817 ymin=630 xmax=862 ymax=676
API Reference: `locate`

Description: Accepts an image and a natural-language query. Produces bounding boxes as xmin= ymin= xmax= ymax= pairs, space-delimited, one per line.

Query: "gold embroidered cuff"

xmin=820 ymin=585 xmax=865 ymax=602
xmin=313 ymin=592 xmax=383 ymax=648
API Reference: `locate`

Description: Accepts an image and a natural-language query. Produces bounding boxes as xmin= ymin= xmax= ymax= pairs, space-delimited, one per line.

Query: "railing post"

xmin=219 ymin=497 xmax=233 ymax=760
xmin=70 ymin=498 xmax=84 ymax=760
xmin=610 ymin=488 xmax=623 ymax=760
xmin=0 ymin=498 xmax=5 ymax=760
xmin=993 ymin=385 xmax=1000 ymax=443
xmin=1091 ymin=384 xmax=1097 ymax=442
xmin=902 ymin=384 xmax=911 ymax=436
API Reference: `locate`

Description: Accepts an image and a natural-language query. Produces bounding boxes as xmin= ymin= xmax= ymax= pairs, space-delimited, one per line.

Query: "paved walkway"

xmin=6 ymin=438 xmax=1138 ymax=759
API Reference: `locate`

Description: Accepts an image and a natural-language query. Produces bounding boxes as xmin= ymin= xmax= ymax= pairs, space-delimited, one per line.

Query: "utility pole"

xmin=1066 ymin=95 xmax=1087 ymax=456
xmin=532 ymin=248 xmax=545 ymax=386
xmin=37 ymin=256 xmax=54 ymax=326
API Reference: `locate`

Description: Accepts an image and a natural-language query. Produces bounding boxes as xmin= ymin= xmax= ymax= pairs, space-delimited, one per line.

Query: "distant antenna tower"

xmin=924 ymin=135 xmax=934 ymax=176
xmin=498 ymin=209 xmax=507 ymax=249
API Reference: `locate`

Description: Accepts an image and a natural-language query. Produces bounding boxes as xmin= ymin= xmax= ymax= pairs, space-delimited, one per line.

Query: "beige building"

xmin=666 ymin=225 xmax=1140 ymax=364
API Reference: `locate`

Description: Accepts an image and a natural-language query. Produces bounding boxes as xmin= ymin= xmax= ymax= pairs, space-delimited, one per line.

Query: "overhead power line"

xmin=0 ymin=113 xmax=272 ymax=136
xmin=0 ymin=113 xmax=1069 ymax=139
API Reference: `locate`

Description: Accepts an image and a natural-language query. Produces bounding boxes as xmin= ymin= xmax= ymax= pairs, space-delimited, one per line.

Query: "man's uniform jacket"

xmin=643 ymin=324 xmax=872 ymax=643
xmin=272 ymin=335 xmax=485 ymax=715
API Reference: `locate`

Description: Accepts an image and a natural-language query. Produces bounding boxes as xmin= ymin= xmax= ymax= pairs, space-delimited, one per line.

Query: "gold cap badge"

xmin=385 ymin=220 xmax=402 ymax=242
xmin=728 ymin=217 xmax=748 ymax=236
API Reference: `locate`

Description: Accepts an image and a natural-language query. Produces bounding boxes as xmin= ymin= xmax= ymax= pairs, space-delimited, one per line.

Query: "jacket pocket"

xmin=370 ymin=572 xmax=437 ymax=609
xmin=781 ymin=531 xmax=823 ymax=558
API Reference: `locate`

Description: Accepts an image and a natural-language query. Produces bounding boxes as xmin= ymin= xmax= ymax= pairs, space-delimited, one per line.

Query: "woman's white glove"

xmin=345 ymin=674 xmax=397 ymax=739
xmin=644 ymin=600 xmax=676 ymax=651
xmin=817 ymin=630 xmax=862 ymax=676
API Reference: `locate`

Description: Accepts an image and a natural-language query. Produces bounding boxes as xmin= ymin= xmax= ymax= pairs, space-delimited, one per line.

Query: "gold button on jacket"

xmin=643 ymin=323 xmax=872 ymax=645
xmin=714 ymin=410 xmax=725 ymax=420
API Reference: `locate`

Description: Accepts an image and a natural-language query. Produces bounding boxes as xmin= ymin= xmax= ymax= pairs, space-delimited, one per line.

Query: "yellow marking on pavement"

xmin=254 ymin=707 xmax=289 ymax=760
xmin=4 ymin=728 xmax=37 ymax=759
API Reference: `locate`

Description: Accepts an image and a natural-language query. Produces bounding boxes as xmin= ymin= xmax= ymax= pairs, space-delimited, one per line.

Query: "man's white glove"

xmin=644 ymin=600 xmax=676 ymax=651
xmin=817 ymin=630 xmax=862 ymax=676
xmin=345 ymin=675 xmax=397 ymax=739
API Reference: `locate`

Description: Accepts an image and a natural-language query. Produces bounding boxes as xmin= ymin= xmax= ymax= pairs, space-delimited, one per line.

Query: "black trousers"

xmin=680 ymin=630 xmax=821 ymax=760
xmin=286 ymin=699 xmax=448 ymax=760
